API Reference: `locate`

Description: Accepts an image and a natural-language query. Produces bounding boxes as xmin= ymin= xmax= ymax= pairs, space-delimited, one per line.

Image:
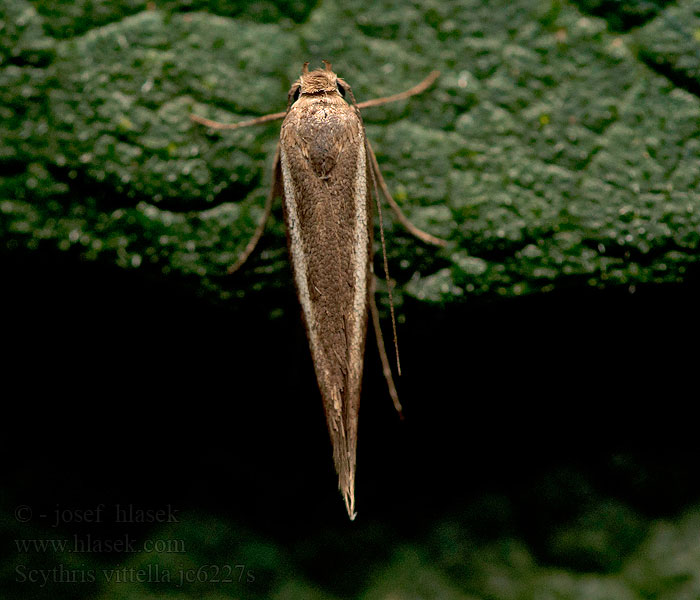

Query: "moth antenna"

xmin=356 ymin=70 xmax=440 ymax=111
xmin=189 ymin=70 xmax=439 ymax=131
xmin=370 ymin=275 xmax=403 ymax=417
xmin=302 ymin=61 xmax=310 ymax=75
xmin=366 ymin=138 xmax=402 ymax=378
xmin=348 ymin=85 xmax=402 ymax=378
xmin=322 ymin=59 xmax=332 ymax=72
xmin=190 ymin=111 xmax=285 ymax=130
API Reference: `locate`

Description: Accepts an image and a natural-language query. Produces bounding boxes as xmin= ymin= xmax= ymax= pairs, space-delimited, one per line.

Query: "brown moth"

xmin=192 ymin=61 xmax=446 ymax=519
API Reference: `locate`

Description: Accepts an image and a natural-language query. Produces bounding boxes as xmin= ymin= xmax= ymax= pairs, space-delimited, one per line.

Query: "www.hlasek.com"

xmin=15 ymin=534 xmax=185 ymax=554
xmin=16 ymin=563 xmax=255 ymax=588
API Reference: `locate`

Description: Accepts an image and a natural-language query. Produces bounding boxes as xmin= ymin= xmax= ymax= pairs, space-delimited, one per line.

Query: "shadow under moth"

xmin=192 ymin=61 xmax=446 ymax=519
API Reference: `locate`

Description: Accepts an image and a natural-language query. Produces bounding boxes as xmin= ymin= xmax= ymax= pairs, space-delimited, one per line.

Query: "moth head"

xmin=288 ymin=60 xmax=350 ymax=106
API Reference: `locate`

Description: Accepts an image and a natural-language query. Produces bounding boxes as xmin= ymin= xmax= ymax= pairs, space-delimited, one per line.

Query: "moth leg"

xmin=366 ymin=141 xmax=449 ymax=248
xmin=370 ymin=276 xmax=403 ymax=418
xmin=227 ymin=142 xmax=282 ymax=275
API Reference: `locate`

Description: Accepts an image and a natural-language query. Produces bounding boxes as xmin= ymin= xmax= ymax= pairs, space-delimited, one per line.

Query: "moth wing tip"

xmin=343 ymin=489 xmax=357 ymax=521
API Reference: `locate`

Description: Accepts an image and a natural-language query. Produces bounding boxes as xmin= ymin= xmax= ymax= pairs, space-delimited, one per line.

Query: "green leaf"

xmin=2 ymin=0 xmax=700 ymax=305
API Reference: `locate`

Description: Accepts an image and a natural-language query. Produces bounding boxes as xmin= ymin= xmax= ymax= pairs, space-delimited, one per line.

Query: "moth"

xmin=192 ymin=61 xmax=446 ymax=519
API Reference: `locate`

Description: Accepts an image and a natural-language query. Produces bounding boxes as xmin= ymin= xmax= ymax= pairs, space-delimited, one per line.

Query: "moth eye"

xmin=336 ymin=82 xmax=346 ymax=97
xmin=292 ymin=86 xmax=301 ymax=102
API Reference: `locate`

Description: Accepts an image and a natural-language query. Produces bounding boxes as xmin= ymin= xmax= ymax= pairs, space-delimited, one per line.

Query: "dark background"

xmin=4 ymin=247 xmax=698 ymax=567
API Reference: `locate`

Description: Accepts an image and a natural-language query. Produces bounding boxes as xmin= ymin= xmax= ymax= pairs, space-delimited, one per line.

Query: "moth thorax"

xmin=301 ymin=70 xmax=338 ymax=95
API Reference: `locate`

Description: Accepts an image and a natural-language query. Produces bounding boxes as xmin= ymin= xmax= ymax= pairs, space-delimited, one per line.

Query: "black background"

xmin=2 ymin=248 xmax=699 ymax=595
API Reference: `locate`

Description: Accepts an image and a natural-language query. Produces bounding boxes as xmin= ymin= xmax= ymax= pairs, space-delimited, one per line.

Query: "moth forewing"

xmin=278 ymin=63 xmax=372 ymax=519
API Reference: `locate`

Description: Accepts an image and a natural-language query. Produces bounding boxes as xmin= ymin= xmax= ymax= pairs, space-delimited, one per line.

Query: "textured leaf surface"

xmin=2 ymin=3 xmax=698 ymax=599
xmin=2 ymin=0 xmax=700 ymax=304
